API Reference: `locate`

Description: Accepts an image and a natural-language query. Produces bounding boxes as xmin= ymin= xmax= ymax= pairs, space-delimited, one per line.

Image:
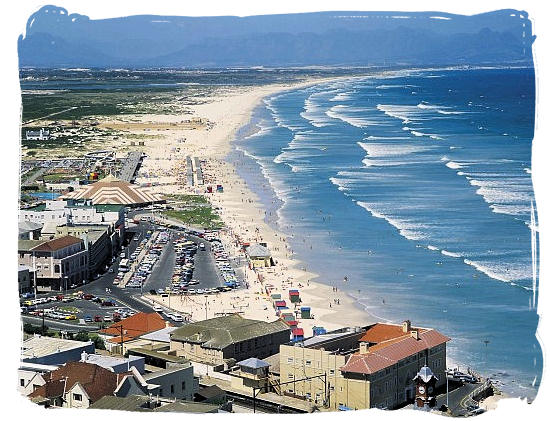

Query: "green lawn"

xmin=163 ymin=207 xmax=223 ymax=229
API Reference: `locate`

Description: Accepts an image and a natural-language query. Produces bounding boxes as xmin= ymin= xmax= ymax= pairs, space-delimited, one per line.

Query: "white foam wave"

xmin=329 ymin=91 xmax=355 ymax=102
xmin=326 ymin=105 xmax=378 ymax=128
xmin=445 ymin=161 xmax=465 ymax=170
xmin=357 ymin=202 xmax=429 ymax=241
xmin=358 ymin=141 xmax=436 ymax=158
xmin=427 ymin=245 xmax=439 ymax=251
xmin=464 ymin=259 xmax=532 ymax=288
xmin=301 ymin=94 xmax=334 ymax=127
xmin=441 ymin=250 xmax=462 ymax=258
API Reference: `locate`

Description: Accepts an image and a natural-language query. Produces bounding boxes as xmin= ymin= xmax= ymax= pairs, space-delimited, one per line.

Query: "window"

xmin=305 ymin=360 xmax=311 ymax=366
xmin=73 ymin=393 xmax=82 ymax=401
xmin=54 ymin=265 xmax=60 ymax=273
xmin=288 ymin=373 xmax=294 ymax=379
xmin=182 ymin=381 xmax=186 ymax=390
xmin=329 ymin=369 xmax=335 ymax=375
xmin=170 ymin=385 xmax=174 ymax=394
xmin=287 ymin=357 xmax=294 ymax=364
xmin=20 ymin=379 xmax=25 ymax=387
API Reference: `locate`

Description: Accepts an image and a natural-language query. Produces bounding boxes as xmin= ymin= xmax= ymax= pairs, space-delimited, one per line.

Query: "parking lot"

xmin=21 ymin=216 xmax=245 ymax=330
xmin=21 ymin=292 xmax=136 ymax=327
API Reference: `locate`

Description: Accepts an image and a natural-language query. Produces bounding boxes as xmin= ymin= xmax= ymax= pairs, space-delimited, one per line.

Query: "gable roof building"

xmin=170 ymin=314 xmax=290 ymax=367
xmin=28 ymin=361 xmax=125 ymax=408
xmin=99 ymin=312 xmax=170 ymax=352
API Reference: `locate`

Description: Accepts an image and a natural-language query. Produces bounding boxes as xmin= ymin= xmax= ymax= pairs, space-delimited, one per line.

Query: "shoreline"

xmin=124 ymin=72 xmax=531 ymax=401
xmin=143 ymin=74 xmax=379 ymax=335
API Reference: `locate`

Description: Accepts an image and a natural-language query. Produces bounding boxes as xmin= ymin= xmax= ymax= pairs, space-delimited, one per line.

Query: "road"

xmin=23 ymin=216 xmax=226 ymax=331
xmin=436 ymin=380 xmax=479 ymax=416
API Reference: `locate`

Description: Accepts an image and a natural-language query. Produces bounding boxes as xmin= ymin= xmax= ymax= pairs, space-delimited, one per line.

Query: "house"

xmin=18 ymin=362 xmax=57 ymax=396
xmin=169 ymin=314 xmax=290 ymax=368
xmin=27 ymin=361 xmax=124 ymax=408
xmin=80 ymin=351 xmax=145 ymax=374
xmin=99 ymin=312 xmax=170 ymax=353
xmin=25 ymin=128 xmax=50 ymax=141
xmin=142 ymin=362 xmax=197 ymax=401
xmin=246 ymin=243 xmax=273 ymax=267
xmin=18 ymin=265 xmax=34 ymax=294
xmin=18 ymin=235 xmax=88 ymax=290
xmin=18 ymin=220 xmax=42 ymax=240
xmin=21 ymin=335 xmax=95 ymax=366
xmin=279 ymin=321 xmax=450 ymax=411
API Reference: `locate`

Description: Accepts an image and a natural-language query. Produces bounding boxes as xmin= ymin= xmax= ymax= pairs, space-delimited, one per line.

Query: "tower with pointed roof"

xmin=413 ymin=365 xmax=438 ymax=409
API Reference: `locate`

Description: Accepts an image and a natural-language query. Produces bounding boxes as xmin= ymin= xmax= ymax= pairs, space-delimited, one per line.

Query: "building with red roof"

xmin=99 ymin=312 xmax=171 ymax=353
xmin=279 ymin=320 xmax=450 ymax=411
xmin=27 ymin=361 xmax=133 ymax=408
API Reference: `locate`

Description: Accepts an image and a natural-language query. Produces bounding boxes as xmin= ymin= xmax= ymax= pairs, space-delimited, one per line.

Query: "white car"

xmin=172 ymin=314 xmax=184 ymax=322
xmin=153 ymin=304 xmax=163 ymax=312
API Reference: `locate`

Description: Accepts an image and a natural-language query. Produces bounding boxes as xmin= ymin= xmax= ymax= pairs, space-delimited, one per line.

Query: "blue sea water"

xmin=228 ymin=67 xmax=540 ymax=399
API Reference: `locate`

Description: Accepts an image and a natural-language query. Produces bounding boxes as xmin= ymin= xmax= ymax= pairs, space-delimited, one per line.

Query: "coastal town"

xmin=17 ymin=74 xmax=504 ymax=415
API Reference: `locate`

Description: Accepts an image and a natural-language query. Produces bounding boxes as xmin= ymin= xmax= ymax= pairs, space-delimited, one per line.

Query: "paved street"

xmin=23 ymin=214 xmax=231 ymax=331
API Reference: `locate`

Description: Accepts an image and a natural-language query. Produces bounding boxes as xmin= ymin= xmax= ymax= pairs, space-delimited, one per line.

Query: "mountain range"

xmin=18 ymin=6 xmax=535 ymax=68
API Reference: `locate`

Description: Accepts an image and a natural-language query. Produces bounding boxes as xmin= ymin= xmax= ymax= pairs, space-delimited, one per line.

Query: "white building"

xmin=25 ymin=128 xmax=50 ymax=141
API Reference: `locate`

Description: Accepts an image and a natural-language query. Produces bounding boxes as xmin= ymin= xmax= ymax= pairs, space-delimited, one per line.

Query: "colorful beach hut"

xmin=286 ymin=320 xmax=299 ymax=328
xmin=289 ymin=289 xmax=300 ymax=303
xmin=292 ymin=328 xmax=304 ymax=342
xmin=274 ymin=300 xmax=287 ymax=309
xmin=300 ymin=306 xmax=311 ymax=319
xmin=312 ymin=326 xmax=327 ymax=336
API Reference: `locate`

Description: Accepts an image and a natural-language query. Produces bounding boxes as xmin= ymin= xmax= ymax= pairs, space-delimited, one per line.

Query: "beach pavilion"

xmin=246 ymin=243 xmax=273 ymax=268
xmin=61 ymin=175 xmax=163 ymax=207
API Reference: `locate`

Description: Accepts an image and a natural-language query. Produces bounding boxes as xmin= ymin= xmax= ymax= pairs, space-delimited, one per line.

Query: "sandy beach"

xmin=125 ymin=77 xmax=377 ymax=336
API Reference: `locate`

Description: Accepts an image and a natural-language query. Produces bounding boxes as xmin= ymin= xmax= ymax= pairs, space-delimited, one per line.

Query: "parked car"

xmin=84 ymin=315 xmax=93 ymax=323
xmin=103 ymin=315 xmax=113 ymax=322
xmin=94 ymin=315 xmax=103 ymax=322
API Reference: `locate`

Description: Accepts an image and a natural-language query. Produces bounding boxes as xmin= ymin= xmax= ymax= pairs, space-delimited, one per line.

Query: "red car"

xmin=93 ymin=315 xmax=103 ymax=322
xmin=112 ymin=312 xmax=121 ymax=322
xmin=56 ymin=295 xmax=64 ymax=301
xmin=83 ymin=294 xmax=94 ymax=300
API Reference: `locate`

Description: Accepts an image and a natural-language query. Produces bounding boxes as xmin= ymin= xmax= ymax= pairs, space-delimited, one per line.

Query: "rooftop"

xmin=170 ymin=314 xmax=290 ymax=350
xmin=81 ymin=352 xmax=143 ymax=369
xmin=100 ymin=312 xmax=169 ymax=341
xmin=22 ymin=335 xmax=93 ymax=359
xmin=28 ymin=361 xmax=124 ymax=402
xmin=31 ymin=235 xmax=83 ymax=252
xmin=359 ymin=322 xmax=427 ymax=344
xmin=62 ymin=175 xmax=162 ymax=205
xmin=140 ymin=326 xmax=178 ymax=343
xmin=142 ymin=363 xmax=191 ymax=381
xmin=237 ymin=357 xmax=270 ymax=369
xmin=340 ymin=329 xmax=450 ymax=375
xmin=247 ymin=243 xmax=271 ymax=258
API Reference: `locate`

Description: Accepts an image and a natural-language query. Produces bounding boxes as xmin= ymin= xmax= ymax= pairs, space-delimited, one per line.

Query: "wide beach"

xmin=138 ymin=77 xmax=377 ymax=335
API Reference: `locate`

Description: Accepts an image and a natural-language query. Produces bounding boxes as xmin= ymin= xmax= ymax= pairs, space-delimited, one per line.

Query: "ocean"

xmin=228 ymin=67 xmax=540 ymax=399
